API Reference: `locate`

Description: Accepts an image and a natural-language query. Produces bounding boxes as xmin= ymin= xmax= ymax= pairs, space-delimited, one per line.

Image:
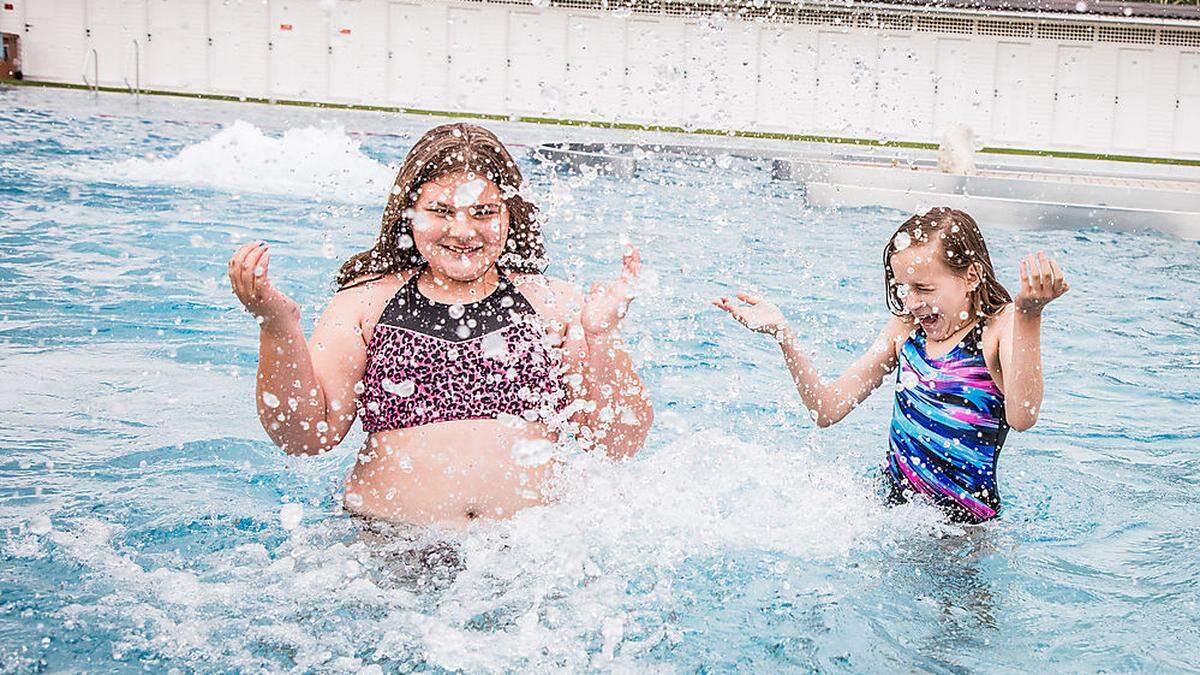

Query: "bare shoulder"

xmin=510 ymin=273 xmax=585 ymax=320
xmin=983 ymin=304 xmax=1016 ymax=342
xmin=323 ymin=270 xmax=414 ymax=329
xmin=879 ymin=313 xmax=916 ymax=358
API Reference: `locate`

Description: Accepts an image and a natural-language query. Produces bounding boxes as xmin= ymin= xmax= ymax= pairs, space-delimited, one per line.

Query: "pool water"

xmin=1 ymin=86 xmax=1198 ymax=672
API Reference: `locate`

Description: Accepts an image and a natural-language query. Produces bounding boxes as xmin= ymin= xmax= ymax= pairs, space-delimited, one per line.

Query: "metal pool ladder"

xmin=82 ymin=48 xmax=98 ymax=98
xmin=124 ymin=39 xmax=141 ymax=103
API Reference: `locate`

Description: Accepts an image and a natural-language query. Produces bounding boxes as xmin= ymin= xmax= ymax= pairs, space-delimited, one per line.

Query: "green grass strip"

xmin=5 ymin=77 xmax=1200 ymax=167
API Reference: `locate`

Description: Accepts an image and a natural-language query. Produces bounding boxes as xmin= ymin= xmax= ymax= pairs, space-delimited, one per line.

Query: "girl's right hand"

xmin=713 ymin=292 xmax=789 ymax=338
xmin=228 ymin=242 xmax=300 ymax=330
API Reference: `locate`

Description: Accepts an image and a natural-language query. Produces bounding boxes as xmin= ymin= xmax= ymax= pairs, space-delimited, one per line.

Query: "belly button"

xmin=465 ymin=510 xmax=478 ymax=520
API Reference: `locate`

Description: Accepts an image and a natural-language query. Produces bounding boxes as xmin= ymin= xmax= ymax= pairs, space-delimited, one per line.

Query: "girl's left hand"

xmin=1015 ymin=251 xmax=1070 ymax=315
xmin=582 ymin=246 xmax=640 ymax=339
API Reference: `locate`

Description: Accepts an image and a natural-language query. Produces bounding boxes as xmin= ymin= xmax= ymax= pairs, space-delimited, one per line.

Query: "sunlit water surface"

xmin=1 ymin=87 xmax=1198 ymax=672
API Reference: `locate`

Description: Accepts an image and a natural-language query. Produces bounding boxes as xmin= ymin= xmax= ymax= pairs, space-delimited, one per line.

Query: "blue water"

xmin=1 ymin=86 xmax=1198 ymax=672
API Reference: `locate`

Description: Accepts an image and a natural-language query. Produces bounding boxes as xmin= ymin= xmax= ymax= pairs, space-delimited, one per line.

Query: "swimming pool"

xmin=2 ymin=86 xmax=1198 ymax=672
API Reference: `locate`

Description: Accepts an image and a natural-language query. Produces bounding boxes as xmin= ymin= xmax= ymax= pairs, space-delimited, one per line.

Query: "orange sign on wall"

xmin=279 ymin=24 xmax=293 ymax=31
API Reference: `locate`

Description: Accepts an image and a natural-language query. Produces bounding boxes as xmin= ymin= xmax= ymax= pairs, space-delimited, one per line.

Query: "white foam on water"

xmin=39 ymin=428 xmax=944 ymax=671
xmin=66 ymin=121 xmax=396 ymax=204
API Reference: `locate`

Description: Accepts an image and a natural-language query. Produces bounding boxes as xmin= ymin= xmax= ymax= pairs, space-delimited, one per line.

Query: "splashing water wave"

xmin=64 ymin=121 xmax=397 ymax=204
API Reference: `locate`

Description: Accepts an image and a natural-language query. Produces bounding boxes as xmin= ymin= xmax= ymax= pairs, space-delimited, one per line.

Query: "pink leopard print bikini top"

xmin=357 ymin=269 xmax=568 ymax=433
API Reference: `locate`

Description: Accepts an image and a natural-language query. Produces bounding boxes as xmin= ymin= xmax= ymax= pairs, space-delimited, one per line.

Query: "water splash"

xmin=65 ymin=121 xmax=396 ymax=204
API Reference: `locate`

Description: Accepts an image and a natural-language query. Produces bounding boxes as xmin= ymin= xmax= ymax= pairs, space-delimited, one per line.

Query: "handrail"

xmin=82 ymin=48 xmax=98 ymax=97
xmin=123 ymin=39 xmax=140 ymax=103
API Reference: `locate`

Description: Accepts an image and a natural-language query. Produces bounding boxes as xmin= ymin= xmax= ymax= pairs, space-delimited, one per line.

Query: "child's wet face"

xmin=409 ymin=172 xmax=508 ymax=282
xmin=890 ymin=240 xmax=977 ymax=341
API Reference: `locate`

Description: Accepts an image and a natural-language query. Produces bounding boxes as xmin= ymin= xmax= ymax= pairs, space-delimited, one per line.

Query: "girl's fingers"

xmin=1038 ymin=251 xmax=1055 ymax=288
xmin=228 ymin=241 xmax=255 ymax=271
xmin=1048 ymin=258 xmax=1065 ymax=292
xmin=242 ymin=246 xmax=268 ymax=298
xmin=253 ymin=251 xmax=271 ymax=296
xmin=735 ymin=292 xmax=759 ymax=305
xmin=1019 ymin=259 xmax=1029 ymax=290
xmin=622 ymin=246 xmax=641 ymax=278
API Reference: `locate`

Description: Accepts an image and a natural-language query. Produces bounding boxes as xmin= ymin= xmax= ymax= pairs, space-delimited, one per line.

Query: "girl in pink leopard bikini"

xmin=228 ymin=123 xmax=653 ymax=527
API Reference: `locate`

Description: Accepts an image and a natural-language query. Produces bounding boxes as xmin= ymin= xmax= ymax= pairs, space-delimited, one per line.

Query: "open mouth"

xmin=917 ymin=313 xmax=940 ymax=328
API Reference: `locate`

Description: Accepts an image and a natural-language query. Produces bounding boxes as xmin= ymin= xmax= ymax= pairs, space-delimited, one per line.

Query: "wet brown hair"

xmin=883 ymin=207 xmax=1011 ymax=319
xmin=336 ymin=123 xmax=545 ymax=287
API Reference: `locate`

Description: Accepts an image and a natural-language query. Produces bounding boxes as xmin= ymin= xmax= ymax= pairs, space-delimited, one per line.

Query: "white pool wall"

xmin=4 ymin=0 xmax=1200 ymax=162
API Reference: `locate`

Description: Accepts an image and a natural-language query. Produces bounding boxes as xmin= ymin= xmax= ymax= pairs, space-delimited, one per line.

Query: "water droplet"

xmin=381 ymin=379 xmax=415 ymax=397
xmin=482 ymin=332 xmax=507 ymax=358
xmin=448 ymin=303 xmax=466 ymax=319
xmin=344 ymin=492 xmax=364 ymax=508
xmin=27 ymin=515 xmax=52 ymax=535
xmin=899 ymin=370 xmax=919 ymax=389
xmin=893 ymin=231 xmax=911 ymax=251
xmin=261 ymin=391 xmax=281 ymax=408
xmin=959 ymin=311 xmax=969 ymax=320
xmin=279 ymin=503 xmax=303 ymax=530
xmin=500 ymin=295 xmax=515 ymax=308
xmin=512 ymin=438 xmax=555 ymax=466
xmin=456 ymin=324 xmax=472 ymax=339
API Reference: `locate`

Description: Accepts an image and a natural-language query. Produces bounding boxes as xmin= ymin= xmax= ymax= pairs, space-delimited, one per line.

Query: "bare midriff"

xmin=343 ymin=419 xmax=560 ymax=527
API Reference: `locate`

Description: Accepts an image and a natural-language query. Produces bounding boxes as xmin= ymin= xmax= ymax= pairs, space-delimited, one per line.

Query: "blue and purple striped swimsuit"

xmin=886 ymin=323 xmax=1009 ymax=523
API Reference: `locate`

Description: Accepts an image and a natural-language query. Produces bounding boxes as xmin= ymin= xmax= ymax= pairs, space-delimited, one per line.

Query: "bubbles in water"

xmin=397 ymin=234 xmax=414 ymax=249
xmin=279 ymin=503 xmax=303 ymax=530
xmin=455 ymin=325 xmax=472 ymax=339
xmin=959 ymin=311 xmax=969 ymax=320
xmin=448 ymin=304 xmax=466 ymax=320
xmin=893 ymin=231 xmax=912 ymax=251
xmin=261 ymin=391 xmax=281 ymax=408
xmin=381 ymin=379 xmax=416 ymax=398
xmin=500 ymin=295 xmax=515 ymax=309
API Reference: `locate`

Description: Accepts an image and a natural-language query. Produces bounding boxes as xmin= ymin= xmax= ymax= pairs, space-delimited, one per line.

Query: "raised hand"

xmin=1015 ymin=251 xmax=1070 ymax=315
xmin=581 ymin=246 xmax=640 ymax=339
xmin=713 ymin=292 xmax=789 ymax=337
xmin=228 ymin=241 xmax=301 ymax=330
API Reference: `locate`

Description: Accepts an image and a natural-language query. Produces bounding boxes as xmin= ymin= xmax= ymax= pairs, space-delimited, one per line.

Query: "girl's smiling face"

xmin=409 ymin=171 xmax=509 ymax=282
xmin=890 ymin=240 xmax=981 ymax=341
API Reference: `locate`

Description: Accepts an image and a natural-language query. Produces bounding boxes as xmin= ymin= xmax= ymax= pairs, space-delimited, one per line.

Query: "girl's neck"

xmin=418 ymin=265 xmax=500 ymax=304
xmin=927 ymin=312 xmax=978 ymax=345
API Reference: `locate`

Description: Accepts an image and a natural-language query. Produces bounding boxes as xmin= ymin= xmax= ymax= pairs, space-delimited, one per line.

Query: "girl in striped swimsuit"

xmin=716 ymin=208 xmax=1069 ymax=523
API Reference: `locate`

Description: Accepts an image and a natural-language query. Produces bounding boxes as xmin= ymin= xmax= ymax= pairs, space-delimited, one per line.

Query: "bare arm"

xmin=715 ymin=292 xmax=909 ymax=427
xmin=999 ymin=251 xmax=1070 ymax=432
xmin=576 ymin=331 xmax=654 ymax=459
xmin=553 ymin=248 xmax=653 ymax=459
xmin=229 ymin=242 xmax=369 ymax=455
